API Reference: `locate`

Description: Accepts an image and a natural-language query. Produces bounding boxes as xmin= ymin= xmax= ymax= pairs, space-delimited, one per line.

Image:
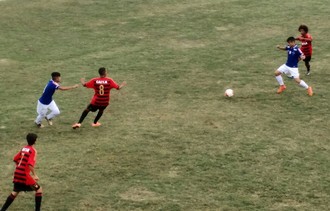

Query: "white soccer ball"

xmin=225 ymin=89 xmax=234 ymax=97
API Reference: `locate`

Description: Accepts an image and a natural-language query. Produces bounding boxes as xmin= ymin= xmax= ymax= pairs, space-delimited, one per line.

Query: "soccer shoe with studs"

xmin=45 ymin=117 xmax=53 ymax=126
xmin=277 ymin=85 xmax=286 ymax=94
xmin=72 ymin=123 xmax=81 ymax=129
xmin=92 ymin=122 xmax=101 ymax=127
xmin=307 ymin=86 xmax=313 ymax=96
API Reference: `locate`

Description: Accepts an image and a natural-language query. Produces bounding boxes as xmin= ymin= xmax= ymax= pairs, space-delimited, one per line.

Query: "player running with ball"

xmin=72 ymin=67 xmax=126 ymax=129
xmin=275 ymin=37 xmax=313 ymax=96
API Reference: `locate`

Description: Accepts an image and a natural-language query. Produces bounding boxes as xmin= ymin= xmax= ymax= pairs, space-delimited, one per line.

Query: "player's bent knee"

xmin=11 ymin=191 xmax=19 ymax=197
xmin=294 ymin=78 xmax=301 ymax=83
xmin=275 ymin=70 xmax=281 ymax=76
xmin=36 ymin=186 xmax=43 ymax=193
xmin=54 ymin=110 xmax=60 ymax=116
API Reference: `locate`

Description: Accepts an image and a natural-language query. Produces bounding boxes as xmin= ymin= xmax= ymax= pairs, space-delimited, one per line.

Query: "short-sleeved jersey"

xmin=299 ymin=33 xmax=312 ymax=56
xmin=84 ymin=77 xmax=119 ymax=106
xmin=13 ymin=145 xmax=37 ymax=185
xmin=285 ymin=45 xmax=304 ymax=68
xmin=39 ymin=80 xmax=60 ymax=105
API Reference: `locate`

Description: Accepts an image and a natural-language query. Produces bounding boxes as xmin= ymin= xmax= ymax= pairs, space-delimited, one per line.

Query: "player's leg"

xmin=292 ymin=68 xmax=313 ymax=96
xmin=92 ymin=106 xmax=107 ymax=127
xmin=46 ymin=100 xmax=60 ymax=123
xmin=275 ymin=64 xmax=287 ymax=93
xmin=72 ymin=104 xmax=92 ymax=129
xmin=294 ymin=77 xmax=309 ymax=88
xmin=79 ymin=104 xmax=95 ymax=123
xmin=292 ymin=68 xmax=308 ymax=87
xmin=304 ymin=56 xmax=311 ymax=75
xmin=35 ymin=101 xmax=48 ymax=128
xmin=34 ymin=184 xmax=42 ymax=211
xmin=0 ymin=183 xmax=24 ymax=211
xmin=0 ymin=191 xmax=19 ymax=211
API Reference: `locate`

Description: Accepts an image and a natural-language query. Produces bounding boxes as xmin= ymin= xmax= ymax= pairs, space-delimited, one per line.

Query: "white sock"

xmin=299 ymin=80 xmax=309 ymax=89
xmin=276 ymin=75 xmax=284 ymax=85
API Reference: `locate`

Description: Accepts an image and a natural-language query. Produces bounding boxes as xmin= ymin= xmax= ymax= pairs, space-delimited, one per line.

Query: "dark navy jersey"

xmin=39 ymin=80 xmax=60 ymax=105
xmin=285 ymin=45 xmax=304 ymax=68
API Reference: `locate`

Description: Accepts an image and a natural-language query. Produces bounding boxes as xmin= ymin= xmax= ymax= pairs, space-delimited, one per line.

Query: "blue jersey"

xmin=285 ymin=45 xmax=304 ymax=68
xmin=39 ymin=80 xmax=60 ymax=105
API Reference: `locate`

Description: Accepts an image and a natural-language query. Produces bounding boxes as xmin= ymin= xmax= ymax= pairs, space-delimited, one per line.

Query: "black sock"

xmin=35 ymin=193 xmax=42 ymax=211
xmin=78 ymin=109 xmax=90 ymax=124
xmin=1 ymin=194 xmax=16 ymax=211
xmin=305 ymin=61 xmax=311 ymax=72
xmin=94 ymin=110 xmax=104 ymax=124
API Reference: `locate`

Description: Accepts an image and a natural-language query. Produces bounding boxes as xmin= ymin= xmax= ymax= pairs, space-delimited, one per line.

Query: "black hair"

xmin=26 ymin=133 xmax=38 ymax=146
xmin=51 ymin=72 xmax=61 ymax=79
xmin=98 ymin=67 xmax=107 ymax=76
xmin=298 ymin=24 xmax=309 ymax=33
xmin=287 ymin=36 xmax=295 ymax=42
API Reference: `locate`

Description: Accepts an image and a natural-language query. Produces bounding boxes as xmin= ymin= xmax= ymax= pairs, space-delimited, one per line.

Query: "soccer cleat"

xmin=92 ymin=122 xmax=101 ymax=127
xmin=72 ymin=123 xmax=81 ymax=129
xmin=45 ymin=117 xmax=53 ymax=126
xmin=35 ymin=123 xmax=44 ymax=128
xmin=307 ymin=86 xmax=313 ymax=96
xmin=277 ymin=85 xmax=286 ymax=94
xmin=306 ymin=71 xmax=310 ymax=76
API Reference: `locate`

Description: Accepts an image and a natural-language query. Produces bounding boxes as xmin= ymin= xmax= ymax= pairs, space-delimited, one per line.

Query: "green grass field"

xmin=1 ymin=0 xmax=329 ymax=210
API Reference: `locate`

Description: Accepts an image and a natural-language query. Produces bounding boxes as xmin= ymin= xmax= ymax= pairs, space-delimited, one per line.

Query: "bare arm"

xmin=300 ymin=54 xmax=306 ymax=60
xmin=276 ymin=45 xmax=287 ymax=51
xmin=118 ymin=81 xmax=127 ymax=90
xmin=29 ymin=165 xmax=39 ymax=181
xmin=58 ymin=84 xmax=79 ymax=91
xmin=296 ymin=36 xmax=312 ymax=42
xmin=80 ymin=78 xmax=86 ymax=86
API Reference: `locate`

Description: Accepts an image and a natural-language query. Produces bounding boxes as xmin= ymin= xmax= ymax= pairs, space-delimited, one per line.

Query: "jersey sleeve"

xmin=13 ymin=151 xmax=21 ymax=164
xmin=109 ymin=79 xmax=119 ymax=89
xmin=27 ymin=149 xmax=36 ymax=167
xmin=84 ymin=79 xmax=95 ymax=88
xmin=52 ymin=81 xmax=60 ymax=89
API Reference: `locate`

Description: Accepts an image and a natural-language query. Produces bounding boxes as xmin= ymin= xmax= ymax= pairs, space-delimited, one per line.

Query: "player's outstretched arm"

xmin=80 ymin=78 xmax=86 ymax=86
xmin=276 ymin=45 xmax=286 ymax=50
xmin=296 ymin=36 xmax=312 ymax=42
xmin=58 ymin=84 xmax=79 ymax=91
xmin=118 ymin=81 xmax=127 ymax=90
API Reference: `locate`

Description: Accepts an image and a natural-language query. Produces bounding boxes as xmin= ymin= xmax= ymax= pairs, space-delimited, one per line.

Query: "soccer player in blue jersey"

xmin=34 ymin=72 xmax=79 ymax=128
xmin=275 ymin=37 xmax=313 ymax=96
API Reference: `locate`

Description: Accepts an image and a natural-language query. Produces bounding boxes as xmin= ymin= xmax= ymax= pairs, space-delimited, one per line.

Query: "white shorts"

xmin=277 ymin=64 xmax=300 ymax=78
xmin=36 ymin=100 xmax=59 ymax=116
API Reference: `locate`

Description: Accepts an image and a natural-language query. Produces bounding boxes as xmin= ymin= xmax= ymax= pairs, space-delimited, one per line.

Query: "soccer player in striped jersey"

xmin=296 ymin=25 xmax=313 ymax=75
xmin=72 ymin=67 xmax=126 ymax=129
xmin=35 ymin=72 xmax=79 ymax=128
xmin=275 ymin=37 xmax=313 ymax=96
xmin=0 ymin=133 xmax=42 ymax=211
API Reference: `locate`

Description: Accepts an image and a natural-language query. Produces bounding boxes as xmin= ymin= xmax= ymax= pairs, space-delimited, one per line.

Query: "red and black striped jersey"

xmin=299 ymin=33 xmax=313 ymax=56
xmin=13 ymin=145 xmax=37 ymax=185
xmin=85 ymin=77 xmax=119 ymax=106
